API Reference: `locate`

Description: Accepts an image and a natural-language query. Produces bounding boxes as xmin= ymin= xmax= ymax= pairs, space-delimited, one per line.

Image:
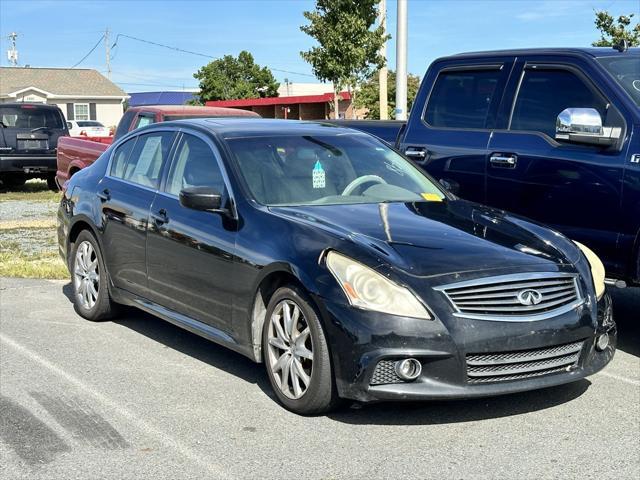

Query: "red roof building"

xmin=205 ymin=91 xmax=357 ymax=120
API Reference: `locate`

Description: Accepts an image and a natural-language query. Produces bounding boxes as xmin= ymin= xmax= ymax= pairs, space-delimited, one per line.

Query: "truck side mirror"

xmin=555 ymin=108 xmax=620 ymax=147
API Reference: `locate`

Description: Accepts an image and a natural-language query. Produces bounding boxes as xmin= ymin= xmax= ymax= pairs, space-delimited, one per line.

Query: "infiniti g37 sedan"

xmin=57 ymin=118 xmax=616 ymax=414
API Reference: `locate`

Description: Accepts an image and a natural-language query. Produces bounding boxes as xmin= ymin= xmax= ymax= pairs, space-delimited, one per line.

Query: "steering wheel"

xmin=341 ymin=175 xmax=387 ymax=196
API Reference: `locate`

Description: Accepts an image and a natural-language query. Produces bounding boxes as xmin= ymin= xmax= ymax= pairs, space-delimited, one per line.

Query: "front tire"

xmin=70 ymin=231 xmax=118 ymax=321
xmin=262 ymin=285 xmax=339 ymax=415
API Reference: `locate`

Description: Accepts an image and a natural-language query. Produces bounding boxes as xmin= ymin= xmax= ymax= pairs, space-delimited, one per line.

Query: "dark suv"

xmin=0 ymin=103 xmax=68 ymax=189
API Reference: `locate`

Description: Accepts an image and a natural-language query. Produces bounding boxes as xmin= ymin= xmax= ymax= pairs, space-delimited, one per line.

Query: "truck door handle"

xmin=151 ymin=209 xmax=168 ymax=225
xmin=97 ymin=189 xmax=110 ymax=202
xmin=489 ymin=154 xmax=518 ymax=168
xmin=404 ymin=147 xmax=427 ymax=159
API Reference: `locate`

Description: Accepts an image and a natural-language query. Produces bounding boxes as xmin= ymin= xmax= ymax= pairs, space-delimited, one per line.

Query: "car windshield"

xmin=77 ymin=121 xmax=103 ymax=127
xmin=597 ymin=56 xmax=640 ymax=106
xmin=227 ymin=133 xmax=446 ymax=206
xmin=0 ymin=105 xmax=64 ymax=129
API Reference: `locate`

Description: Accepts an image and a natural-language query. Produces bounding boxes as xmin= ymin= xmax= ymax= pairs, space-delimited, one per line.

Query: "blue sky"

xmin=1 ymin=0 xmax=638 ymax=92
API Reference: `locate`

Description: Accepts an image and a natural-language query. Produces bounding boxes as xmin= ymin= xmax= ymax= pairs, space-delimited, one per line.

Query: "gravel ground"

xmin=0 ymin=277 xmax=638 ymax=480
xmin=0 ymin=200 xmax=58 ymax=223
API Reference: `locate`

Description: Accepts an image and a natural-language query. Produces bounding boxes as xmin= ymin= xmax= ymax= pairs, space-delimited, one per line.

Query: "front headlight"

xmin=325 ymin=251 xmax=431 ymax=319
xmin=574 ymin=241 xmax=605 ymax=300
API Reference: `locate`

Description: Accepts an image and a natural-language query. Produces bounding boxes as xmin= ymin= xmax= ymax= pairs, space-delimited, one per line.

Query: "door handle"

xmin=404 ymin=147 xmax=427 ymax=159
xmin=96 ymin=188 xmax=110 ymax=202
xmin=151 ymin=209 xmax=168 ymax=225
xmin=489 ymin=154 xmax=518 ymax=168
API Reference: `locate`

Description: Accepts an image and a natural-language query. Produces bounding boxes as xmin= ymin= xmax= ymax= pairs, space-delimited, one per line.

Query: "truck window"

xmin=134 ymin=114 xmax=155 ymax=130
xmin=424 ymin=69 xmax=501 ymax=129
xmin=510 ymin=69 xmax=608 ymax=138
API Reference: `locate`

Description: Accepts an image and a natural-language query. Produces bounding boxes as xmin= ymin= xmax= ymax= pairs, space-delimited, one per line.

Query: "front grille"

xmin=466 ymin=340 xmax=584 ymax=383
xmin=435 ymin=272 xmax=582 ymax=320
xmin=370 ymin=360 xmax=402 ymax=385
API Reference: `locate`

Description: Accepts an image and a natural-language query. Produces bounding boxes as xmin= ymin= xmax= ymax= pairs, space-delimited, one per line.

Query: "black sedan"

xmin=57 ymin=118 xmax=616 ymax=414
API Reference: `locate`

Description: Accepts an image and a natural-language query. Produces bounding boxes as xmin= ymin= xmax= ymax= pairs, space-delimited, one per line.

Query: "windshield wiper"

xmin=30 ymin=126 xmax=50 ymax=133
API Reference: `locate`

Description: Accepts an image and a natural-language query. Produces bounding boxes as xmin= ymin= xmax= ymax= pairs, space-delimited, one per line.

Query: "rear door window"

xmin=509 ymin=68 xmax=608 ymax=138
xmin=424 ymin=69 xmax=502 ymax=129
xmin=110 ymin=132 xmax=174 ymax=188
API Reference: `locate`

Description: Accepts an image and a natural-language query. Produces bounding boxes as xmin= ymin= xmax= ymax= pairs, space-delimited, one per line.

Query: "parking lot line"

xmin=0 ymin=332 xmax=222 ymax=477
xmin=597 ymin=370 xmax=640 ymax=386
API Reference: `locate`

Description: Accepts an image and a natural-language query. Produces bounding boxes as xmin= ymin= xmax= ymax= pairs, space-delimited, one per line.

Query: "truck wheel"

xmin=70 ymin=230 xmax=119 ymax=321
xmin=46 ymin=175 xmax=58 ymax=191
xmin=1 ymin=174 xmax=26 ymax=190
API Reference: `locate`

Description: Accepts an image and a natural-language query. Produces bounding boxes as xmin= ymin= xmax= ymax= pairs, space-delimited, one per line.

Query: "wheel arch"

xmin=248 ymin=263 xmax=322 ymax=363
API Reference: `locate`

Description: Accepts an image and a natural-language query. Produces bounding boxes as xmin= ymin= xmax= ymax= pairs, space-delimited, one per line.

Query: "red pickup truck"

xmin=56 ymin=105 xmax=258 ymax=188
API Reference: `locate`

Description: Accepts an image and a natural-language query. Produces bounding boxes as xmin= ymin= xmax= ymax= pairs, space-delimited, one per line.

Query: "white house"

xmin=0 ymin=67 xmax=129 ymax=128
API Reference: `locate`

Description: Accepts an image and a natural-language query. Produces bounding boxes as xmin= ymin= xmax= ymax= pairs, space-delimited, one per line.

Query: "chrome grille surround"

xmin=434 ymin=272 xmax=583 ymax=321
xmin=466 ymin=340 xmax=584 ymax=383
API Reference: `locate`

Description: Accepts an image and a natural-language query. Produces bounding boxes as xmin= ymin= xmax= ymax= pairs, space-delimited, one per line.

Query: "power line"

xmin=112 ymin=33 xmax=316 ymax=78
xmin=71 ymin=34 xmax=105 ymax=68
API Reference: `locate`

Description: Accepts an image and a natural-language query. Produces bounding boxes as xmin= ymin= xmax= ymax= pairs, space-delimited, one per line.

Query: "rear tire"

xmin=46 ymin=174 xmax=58 ymax=191
xmin=70 ymin=230 xmax=119 ymax=321
xmin=262 ymin=285 xmax=339 ymax=415
xmin=1 ymin=174 xmax=26 ymax=189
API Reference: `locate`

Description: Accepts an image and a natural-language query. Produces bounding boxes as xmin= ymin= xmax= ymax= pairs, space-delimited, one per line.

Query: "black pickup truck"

xmin=0 ymin=103 xmax=68 ymax=190
xmin=333 ymin=47 xmax=640 ymax=286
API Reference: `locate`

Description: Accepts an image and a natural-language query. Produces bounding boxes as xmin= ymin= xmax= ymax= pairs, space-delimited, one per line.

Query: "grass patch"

xmin=0 ymin=218 xmax=57 ymax=229
xmin=0 ymin=250 xmax=68 ymax=279
xmin=0 ymin=180 xmax=62 ymax=202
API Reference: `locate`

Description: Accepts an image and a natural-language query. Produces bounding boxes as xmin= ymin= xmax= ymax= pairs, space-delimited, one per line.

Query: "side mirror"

xmin=555 ymin=108 xmax=620 ymax=147
xmin=179 ymin=187 xmax=223 ymax=212
xmin=439 ymin=178 xmax=460 ymax=196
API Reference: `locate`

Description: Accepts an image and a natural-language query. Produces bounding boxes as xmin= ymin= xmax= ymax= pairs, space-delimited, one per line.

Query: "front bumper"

xmin=318 ymin=292 xmax=616 ymax=403
xmin=0 ymin=154 xmax=56 ymax=173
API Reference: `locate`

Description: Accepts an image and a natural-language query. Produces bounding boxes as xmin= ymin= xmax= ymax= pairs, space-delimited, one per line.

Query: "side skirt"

xmin=110 ymin=286 xmax=256 ymax=362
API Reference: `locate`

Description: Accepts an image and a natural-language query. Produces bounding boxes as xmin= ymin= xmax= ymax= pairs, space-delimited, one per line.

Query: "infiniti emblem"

xmin=517 ymin=289 xmax=542 ymax=306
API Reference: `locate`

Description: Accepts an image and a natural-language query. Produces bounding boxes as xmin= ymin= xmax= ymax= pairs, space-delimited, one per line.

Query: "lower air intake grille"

xmin=466 ymin=340 xmax=584 ymax=383
xmin=370 ymin=360 xmax=402 ymax=385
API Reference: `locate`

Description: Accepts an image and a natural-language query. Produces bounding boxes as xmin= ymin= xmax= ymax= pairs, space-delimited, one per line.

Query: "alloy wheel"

xmin=266 ymin=299 xmax=314 ymax=399
xmin=73 ymin=240 xmax=100 ymax=310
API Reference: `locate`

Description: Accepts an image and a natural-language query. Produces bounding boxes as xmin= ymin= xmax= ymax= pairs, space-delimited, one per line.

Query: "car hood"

xmin=269 ymin=199 xmax=581 ymax=277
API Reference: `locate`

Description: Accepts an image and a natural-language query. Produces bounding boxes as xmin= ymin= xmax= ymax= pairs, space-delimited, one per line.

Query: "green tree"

xmin=300 ymin=0 xmax=389 ymax=118
xmin=592 ymin=11 xmax=640 ymax=47
xmin=193 ymin=51 xmax=279 ymax=103
xmin=356 ymin=70 xmax=420 ymax=119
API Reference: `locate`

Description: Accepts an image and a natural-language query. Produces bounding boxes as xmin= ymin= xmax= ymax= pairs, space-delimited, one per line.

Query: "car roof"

xmin=0 ymin=102 xmax=62 ymax=109
xmin=446 ymin=47 xmax=640 ymax=60
xmin=128 ymin=105 xmax=259 ymax=117
xmin=163 ymin=117 xmax=359 ymax=139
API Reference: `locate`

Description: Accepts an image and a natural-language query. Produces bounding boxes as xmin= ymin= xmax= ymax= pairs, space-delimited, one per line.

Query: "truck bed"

xmin=56 ymin=136 xmax=109 ymax=187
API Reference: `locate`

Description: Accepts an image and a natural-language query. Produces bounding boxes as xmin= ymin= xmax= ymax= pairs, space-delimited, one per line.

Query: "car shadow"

xmin=328 ymin=380 xmax=590 ymax=425
xmin=60 ymin=282 xmax=595 ymax=422
xmin=610 ymin=287 xmax=640 ymax=358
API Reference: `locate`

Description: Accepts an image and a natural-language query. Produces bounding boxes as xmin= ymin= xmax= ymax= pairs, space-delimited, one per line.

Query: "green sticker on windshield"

xmin=312 ymin=160 xmax=326 ymax=189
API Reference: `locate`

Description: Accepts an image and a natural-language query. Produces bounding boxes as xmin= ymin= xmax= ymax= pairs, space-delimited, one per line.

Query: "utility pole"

xmin=7 ymin=32 xmax=18 ymax=66
xmin=104 ymin=27 xmax=111 ymax=79
xmin=378 ymin=0 xmax=388 ymax=120
xmin=395 ymin=0 xmax=408 ymax=120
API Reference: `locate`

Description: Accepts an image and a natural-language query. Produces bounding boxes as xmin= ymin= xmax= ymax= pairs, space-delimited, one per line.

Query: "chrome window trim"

xmin=434 ymin=272 xmax=584 ymax=322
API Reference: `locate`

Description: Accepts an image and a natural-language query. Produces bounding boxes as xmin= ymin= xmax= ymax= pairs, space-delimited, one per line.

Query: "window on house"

xmin=74 ymin=104 xmax=89 ymax=121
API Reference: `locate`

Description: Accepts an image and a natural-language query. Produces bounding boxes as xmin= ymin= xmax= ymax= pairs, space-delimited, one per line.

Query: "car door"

xmin=486 ymin=59 xmax=628 ymax=273
xmin=400 ymin=59 xmax=514 ymax=203
xmin=98 ymin=130 xmax=176 ymax=297
xmin=146 ymin=131 xmax=237 ymax=333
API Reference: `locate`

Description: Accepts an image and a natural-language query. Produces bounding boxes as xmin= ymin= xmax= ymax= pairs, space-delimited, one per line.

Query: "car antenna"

xmin=613 ymin=39 xmax=629 ymax=53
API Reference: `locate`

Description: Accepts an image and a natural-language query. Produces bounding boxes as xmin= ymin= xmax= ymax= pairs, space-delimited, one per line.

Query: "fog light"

xmin=395 ymin=358 xmax=422 ymax=381
xmin=596 ymin=333 xmax=609 ymax=351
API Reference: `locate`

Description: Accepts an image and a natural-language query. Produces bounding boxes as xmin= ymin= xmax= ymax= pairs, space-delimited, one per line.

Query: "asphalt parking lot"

xmin=1 ymin=277 xmax=638 ymax=480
